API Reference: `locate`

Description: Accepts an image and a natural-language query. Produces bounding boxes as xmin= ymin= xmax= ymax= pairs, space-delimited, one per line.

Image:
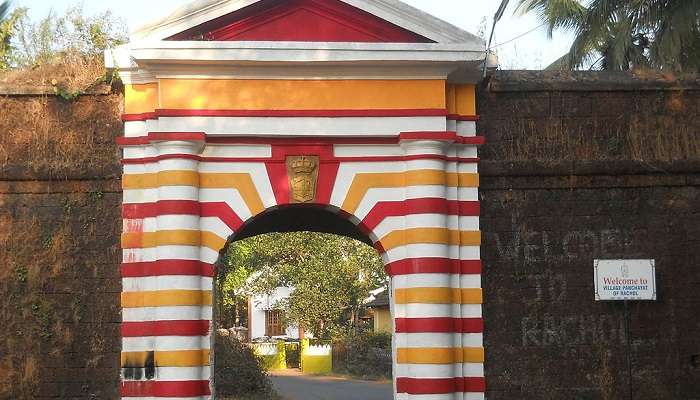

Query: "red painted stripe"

xmin=385 ymin=259 xmax=482 ymax=276
xmin=396 ymin=377 xmax=486 ymax=394
xmin=122 ymin=109 xmax=456 ymax=122
xmin=339 ymin=155 xmax=480 ymax=163
xmin=266 ymin=162 xmax=290 ymax=205
xmin=120 ymin=135 xmax=485 ymax=149
xmin=181 ymin=0 xmax=431 ymax=43
xmin=156 ymin=108 xmax=449 ymax=118
xmin=120 ymin=153 xmax=481 ymax=165
xmin=447 ymin=114 xmax=480 ymax=122
xmin=400 ymin=131 xmax=458 ymax=141
xmin=149 ymin=132 xmax=206 ymax=142
xmin=122 ymin=112 xmax=157 ymax=122
xmin=395 ymin=318 xmax=483 ymax=333
xmin=362 ymin=199 xmax=480 ymax=232
xmin=122 ymin=201 xmax=243 ymax=232
xmin=201 ymin=202 xmax=245 ymax=231
xmin=118 ymin=132 xmax=206 ymax=146
xmin=121 ymin=260 xmax=215 ymax=278
xmin=121 ymin=320 xmax=210 ymax=337
xmin=121 ymin=154 xmax=265 ymax=164
xmin=123 ymin=201 xmax=201 ymax=219
xmin=117 ymin=136 xmax=149 ymax=146
xmin=457 ymin=136 xmax=486 ymax=145
xmin=121 ymin=380 xmax=211 ymax=397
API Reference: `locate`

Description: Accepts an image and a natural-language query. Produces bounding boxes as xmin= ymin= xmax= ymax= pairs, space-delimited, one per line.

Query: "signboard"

xmin=594 ymin=259 xmax=656 ymax=301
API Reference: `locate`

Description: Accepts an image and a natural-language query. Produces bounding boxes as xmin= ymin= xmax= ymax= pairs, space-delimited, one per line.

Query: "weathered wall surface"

xmin=0 ymin=92 xmax=123 ymax=399
xmin=1 ymin=72 xmax=699 ymax=400
xmin=479 ymin=71 xmax=700 ymax=399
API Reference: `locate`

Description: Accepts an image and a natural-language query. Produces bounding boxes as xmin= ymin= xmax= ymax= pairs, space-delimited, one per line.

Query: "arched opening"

xmin=233 ymin=205 xmax=374 ymax=246
xmin=212 ymin=205 xmax=391 ymax=399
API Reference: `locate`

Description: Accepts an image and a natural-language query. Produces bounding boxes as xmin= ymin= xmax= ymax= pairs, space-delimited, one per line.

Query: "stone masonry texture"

xmin=0 ymin=93 xmax=123 ymax=399
xmin=0 ymin=72 xmax=699 ymax=399
xmin=479 ymin=71 xmax=700 ymax=400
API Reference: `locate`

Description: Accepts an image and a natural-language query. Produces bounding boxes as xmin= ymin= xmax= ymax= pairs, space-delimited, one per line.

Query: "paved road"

xmin=270 ymin=370 xmax=392 ymax=400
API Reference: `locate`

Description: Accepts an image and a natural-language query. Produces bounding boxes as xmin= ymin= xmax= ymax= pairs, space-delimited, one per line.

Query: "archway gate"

xmin=111 ymin=1 xmax=487 ymax=399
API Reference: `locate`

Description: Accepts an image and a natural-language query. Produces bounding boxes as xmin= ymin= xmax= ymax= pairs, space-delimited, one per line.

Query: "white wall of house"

xmin=250 ymin=287 xmax=300 ymax=339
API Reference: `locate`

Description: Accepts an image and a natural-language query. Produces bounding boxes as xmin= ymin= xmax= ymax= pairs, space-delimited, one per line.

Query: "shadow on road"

xmin=270 ymin=369 xmax=392 ymax=400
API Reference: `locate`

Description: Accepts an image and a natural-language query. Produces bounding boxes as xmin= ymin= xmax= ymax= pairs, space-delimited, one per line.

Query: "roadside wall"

xmin=0 ymin=90 xmax=123 ymax=399
xmin=1 ymin=72 xmax=698 ymax=399
xmin=479 ymin=71 xmax=700 ymax=400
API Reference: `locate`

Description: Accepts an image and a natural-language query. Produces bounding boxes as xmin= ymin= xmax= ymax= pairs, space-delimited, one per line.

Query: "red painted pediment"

xmin=167 ymin=0 xmax=433 ymax=43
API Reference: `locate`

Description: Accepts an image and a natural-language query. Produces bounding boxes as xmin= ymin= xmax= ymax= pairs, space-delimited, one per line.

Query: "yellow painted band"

xmin=394 ymin=288 xmax=483 ymax=304
xmin=122 ymin=171 xmax=265 ymax=217
xmin=199 ymin=173 xmax=265 ymax=215
xmin=446 ymin=172 xmax=479 ymax=188
xmin=122 ymin=171 xmax=199 ymax=189
xmin=379 ymin=228 xmax=481 ymax=251
xmin=121 ymin=350 xmax=210 ymax=367
xmin=455 ymin=84 xmax=476 ymax=116
xmin=396 ymin=347 xmax=484 ymax=364
xmin=446 ymin=85 xmax=457 ymax=114
xmin=341 ymin=170 xmax=479 ymax=214
xmin=201 ymin=231 xmax=228 ymax=252
xmin=121 ymin=230 xmax=227 ymax=252
xmin=125 ymin=83 xmax=159 ymax=114
xmin=121 ymin=290 xmax=212 ymax=308
xmin=159 ymin=79 xmax=446 ymax=111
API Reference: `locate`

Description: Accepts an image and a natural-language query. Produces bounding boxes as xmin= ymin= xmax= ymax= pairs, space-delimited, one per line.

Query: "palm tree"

xmin=0 ymin=1 xmax=9 ymax=20
xmin=517 ymin=0 xmax=700 ymax=72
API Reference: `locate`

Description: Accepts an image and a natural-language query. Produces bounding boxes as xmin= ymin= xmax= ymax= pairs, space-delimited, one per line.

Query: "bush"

xmin=0 ymin=4 xmax=126 ymax=93
xmin=333 ymin=331 xmax=392 ymax=379
xmin=214 ymin=332 xmax=277 ymax=399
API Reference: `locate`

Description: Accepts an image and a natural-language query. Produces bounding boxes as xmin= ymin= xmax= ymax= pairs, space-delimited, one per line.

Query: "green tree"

xmin=220 ymin=232 xmax=386 ymax=339
xmin=0 ymin=1 xmax=26 ymax=70
xmin=518 ymin=0 xmax=700 ymax=72
xmin=12 ymin=5 xmax=127 ymax=68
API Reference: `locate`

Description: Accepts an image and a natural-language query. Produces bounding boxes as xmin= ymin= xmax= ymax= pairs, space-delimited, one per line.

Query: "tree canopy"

xmin=218 ymin=232 xmax=386 ymax=339
xmin=517 ymin=0 xmax=700 ymax=72
xmin=0 ymin=4 xmax=126 ymax=71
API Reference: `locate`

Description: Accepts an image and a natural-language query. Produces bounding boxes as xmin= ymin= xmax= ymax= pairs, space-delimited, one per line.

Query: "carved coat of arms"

xmin=286 ymin=156 xmax=319 ymax=203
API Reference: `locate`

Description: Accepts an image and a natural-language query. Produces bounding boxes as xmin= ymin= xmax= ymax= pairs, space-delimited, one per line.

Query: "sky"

xmin=19 ymin=0 xmax=576 ymax=69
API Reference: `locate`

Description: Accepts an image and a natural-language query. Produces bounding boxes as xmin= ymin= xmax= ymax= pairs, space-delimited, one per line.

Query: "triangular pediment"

xmin=168 ymin=0 xmax=432 ymax=42
xmin=132 ymin=0 xmax=484 ymax=46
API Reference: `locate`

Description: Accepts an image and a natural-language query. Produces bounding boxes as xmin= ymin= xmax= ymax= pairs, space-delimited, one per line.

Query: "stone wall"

xmin=0 ymin=91 xmax=123 ymax=399
xmin=479 ymin=71 xmax=700 ymax=399
xmin=1 ymin=72 xmax=698 ymax=399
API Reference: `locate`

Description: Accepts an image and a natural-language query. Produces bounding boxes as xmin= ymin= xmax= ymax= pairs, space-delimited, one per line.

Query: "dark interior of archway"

xmin=232 ymin=205 xmax=372 ymax=245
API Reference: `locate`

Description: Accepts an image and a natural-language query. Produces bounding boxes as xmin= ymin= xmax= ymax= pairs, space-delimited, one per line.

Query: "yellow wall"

xmin=123 ymin=79 xmax=479 ymax=116
xmin=447 ymin=84 xmax=476 ymax=116
xmin=159 ymin=79 xmax=446 ymax=110
xmin=373 ymin=308 xmax=392 ymax=334
xmin=300 ymin=339 xmax=332 ymax=375
xmin=125 ymin=83 xmax=159 ymax=114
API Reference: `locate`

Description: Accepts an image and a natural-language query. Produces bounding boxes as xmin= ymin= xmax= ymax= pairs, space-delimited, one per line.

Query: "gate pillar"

xmin=121 ymin=134 xmax=213 ymax=397
xmin=386 ymin=136 xmax=484 ymax=400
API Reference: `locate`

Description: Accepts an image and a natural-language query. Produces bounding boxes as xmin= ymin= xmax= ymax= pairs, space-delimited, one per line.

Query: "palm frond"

xmin=519 ymin=0 xmax=700 ymax=72
xmin=516 ymin=0 xmax=586 ymax=37
xmin=0 ymin=1 xmax=10 ymax=21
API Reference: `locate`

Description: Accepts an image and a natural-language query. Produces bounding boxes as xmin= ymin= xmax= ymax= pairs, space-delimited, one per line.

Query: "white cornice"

xmin=107 ymin=41 xmax=486 ymax=83
xmin=130 ymin=41 xmax=484 ymax=63
xmin=119 ymin=69 xmax=158 ymax=85
xmin=340 ymin=0 xmax=483 ymax=45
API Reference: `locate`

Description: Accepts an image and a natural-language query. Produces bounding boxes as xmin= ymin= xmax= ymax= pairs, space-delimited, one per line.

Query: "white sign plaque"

xmin=594 ymin=259 xmax=656 ymax=301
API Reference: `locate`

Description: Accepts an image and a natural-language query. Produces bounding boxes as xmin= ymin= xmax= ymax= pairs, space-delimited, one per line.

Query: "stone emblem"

xmin=286 ymin=155 xmax=319 ymax=203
